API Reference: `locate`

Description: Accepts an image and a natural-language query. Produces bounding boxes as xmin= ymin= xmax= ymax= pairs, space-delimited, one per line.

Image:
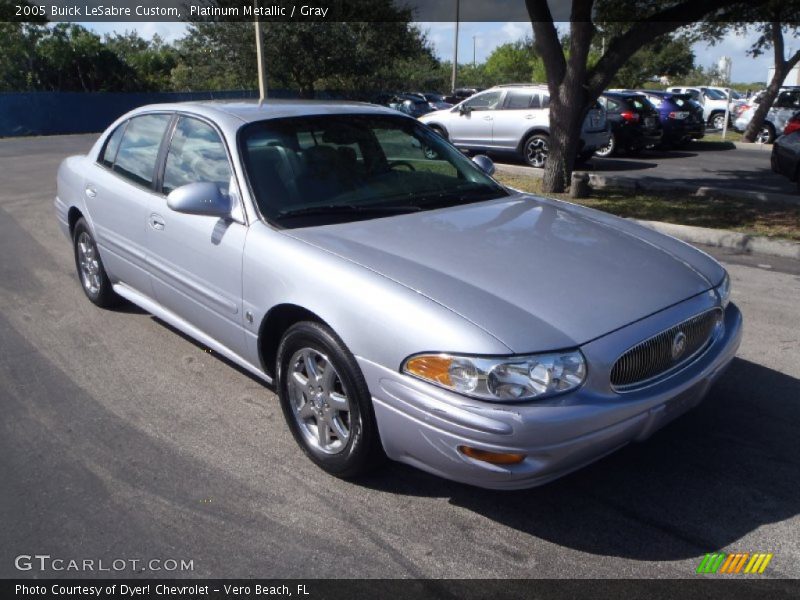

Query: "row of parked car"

xmin=408 ymin=84 xmax=709 ymax=167
xmin=373 ymin=84 xmax=800 ymax=192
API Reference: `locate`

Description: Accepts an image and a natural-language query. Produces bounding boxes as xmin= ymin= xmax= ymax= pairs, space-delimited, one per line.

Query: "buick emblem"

xmin=671 ymin=331 xmax=687 ymax=360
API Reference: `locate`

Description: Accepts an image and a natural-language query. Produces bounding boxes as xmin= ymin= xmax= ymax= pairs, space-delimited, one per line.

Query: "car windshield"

xmin=704 ymin=88 xmax=726 ymax=100
xmin=239 ymin=114 xmax=508 ymax=227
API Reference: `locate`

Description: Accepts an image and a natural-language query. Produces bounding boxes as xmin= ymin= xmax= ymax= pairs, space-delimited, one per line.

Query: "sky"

xmin=81 ymin=21 xmax=781 ymax=85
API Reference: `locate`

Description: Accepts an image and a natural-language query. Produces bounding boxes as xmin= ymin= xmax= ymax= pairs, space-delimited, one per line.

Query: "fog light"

xmin=458 ymin=446 xmax=526 ymax=465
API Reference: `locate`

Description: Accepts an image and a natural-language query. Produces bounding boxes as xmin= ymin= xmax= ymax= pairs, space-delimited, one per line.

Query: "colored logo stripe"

xmin=696 ymin=553 xmax=773 ymax=574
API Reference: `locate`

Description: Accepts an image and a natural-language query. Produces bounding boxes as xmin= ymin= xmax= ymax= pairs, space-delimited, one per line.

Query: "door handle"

xmin=148 ymin=213 xmax=166 ymax=231
xmin=85 ymin=185 xmax=96 ymax=199
xmin=482 ymin=115 xmax=493 ymax=121
xmin=524 ymin=114 xmax=535 ymax=119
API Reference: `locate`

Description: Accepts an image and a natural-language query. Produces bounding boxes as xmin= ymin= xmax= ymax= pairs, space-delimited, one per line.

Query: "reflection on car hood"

xmin=286 ymin=194 xmax=724 ymax=352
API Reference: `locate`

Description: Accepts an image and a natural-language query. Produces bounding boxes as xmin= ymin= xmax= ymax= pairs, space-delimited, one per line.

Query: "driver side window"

xmin=463 ymin=91 xmax=503 ymax=111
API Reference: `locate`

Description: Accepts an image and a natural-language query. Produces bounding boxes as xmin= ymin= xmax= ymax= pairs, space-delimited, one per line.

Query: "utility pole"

xmin=450 ymin=0 xmax=459 ymax=95
xmin=473 ymin=35 xmax=476 ymax=67
xmin=254 ymin=7 xmax=268 ymax=100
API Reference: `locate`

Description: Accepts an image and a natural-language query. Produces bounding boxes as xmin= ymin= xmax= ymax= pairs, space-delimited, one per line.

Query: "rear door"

xmin=84 ymin=113 xmax=172 ymax=296
xmin=448 ymin=90 xmax=504 ymax=148
xmin=491 ymin=89 xmax=545 ymax=150
xmin=772 ymin=90 xmax=800 ymax=131
xmin=144 ymin=114 xmax=248 ymax=356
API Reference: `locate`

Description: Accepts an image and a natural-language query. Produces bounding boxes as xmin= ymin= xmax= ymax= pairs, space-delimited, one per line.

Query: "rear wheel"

xmin=72 ymin=218 xmax=120 ymax=308
xmin=276 ymin=321 xmax=384 ymax=478
xmin=710 ymin=112 xmax=727 ymax=130
xmin=756 ymin=123 xmax=775 ymax=144
xmin=594 ymin=133 xmax=616 ymax=158
xmin=523 ymin=133 xmax=549 ymax=168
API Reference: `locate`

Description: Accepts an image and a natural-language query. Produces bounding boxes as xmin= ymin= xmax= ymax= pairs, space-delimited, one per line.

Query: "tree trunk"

xmin=743 ymin=65 xmax=786 ymax=142
xmin=542 ymin=86 xmax=587 ymax=193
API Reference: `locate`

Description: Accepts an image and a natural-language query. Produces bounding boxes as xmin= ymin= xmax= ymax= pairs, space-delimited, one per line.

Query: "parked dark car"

xmin=422 ymin=92 xmax=453 ymax=110
xmin=444 ymin=87 xmax=483 ymax=105
xmin=771 ymin=112 xmax=800 ymax=192
xmin=374 ymin=93 xmax=435 ymax=118
xmin=636 ymin=90 xmax=705 ymax=147
xmin=596 ymin=92 xmax=662 ymax=157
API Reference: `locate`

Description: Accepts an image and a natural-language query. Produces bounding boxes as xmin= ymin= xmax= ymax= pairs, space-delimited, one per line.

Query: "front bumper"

xmin=359 ymin=297 xmax=742 ymax=490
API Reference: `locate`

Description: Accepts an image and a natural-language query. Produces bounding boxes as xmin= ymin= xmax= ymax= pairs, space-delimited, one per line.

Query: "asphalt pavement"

xmin=1 ymin=134 xmax=799 ymax=579
xmin=497 ymin=139 xmax=796 ymax=198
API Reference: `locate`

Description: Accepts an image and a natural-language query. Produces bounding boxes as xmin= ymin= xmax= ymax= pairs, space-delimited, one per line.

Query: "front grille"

xmin=610 ymin=308 xmax=723 ymax=391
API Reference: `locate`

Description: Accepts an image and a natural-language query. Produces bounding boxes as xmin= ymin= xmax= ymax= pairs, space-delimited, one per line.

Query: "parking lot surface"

xmin=499 ymin=141 xmax=796 ymax=197
xmin=1 ymin=134 xmax=799 ymax=578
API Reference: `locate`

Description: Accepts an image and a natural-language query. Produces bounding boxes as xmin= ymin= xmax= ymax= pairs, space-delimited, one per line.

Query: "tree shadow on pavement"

xmin=363 ymin=358 xmax=800 ymax=561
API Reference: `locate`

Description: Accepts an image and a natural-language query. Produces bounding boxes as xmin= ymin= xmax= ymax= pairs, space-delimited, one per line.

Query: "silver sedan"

xmin=55 ymin=101 xmax=742 ymax=489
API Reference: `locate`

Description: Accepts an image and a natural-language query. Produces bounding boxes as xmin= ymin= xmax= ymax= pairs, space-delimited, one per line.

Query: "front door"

xmin=448 ymin=90 xmax=504 ymax=148
xmin=144 ymin=115 xmax=248 ymax=356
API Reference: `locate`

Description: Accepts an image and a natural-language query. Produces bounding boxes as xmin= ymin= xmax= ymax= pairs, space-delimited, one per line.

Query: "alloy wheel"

xmin=77 ymin=232 xmax=101 ymax=295
xmin=287 ymin=348 xmax=352 ymax=454
xmin=525 ymin=137 xmax=548 ymax=168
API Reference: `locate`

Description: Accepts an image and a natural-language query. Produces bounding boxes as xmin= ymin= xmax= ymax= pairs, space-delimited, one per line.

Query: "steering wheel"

xmin=388 ymin=160 xmax=416 ymax=171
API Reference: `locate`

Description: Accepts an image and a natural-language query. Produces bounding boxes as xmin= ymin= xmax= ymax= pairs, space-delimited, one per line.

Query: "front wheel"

xmin=72 ymin=218 xmax=120 ymax=308
xmin=523 ymin=134 xmax=549 ymax=168
xmin=276 ymin=321 xmax=384 ymax=478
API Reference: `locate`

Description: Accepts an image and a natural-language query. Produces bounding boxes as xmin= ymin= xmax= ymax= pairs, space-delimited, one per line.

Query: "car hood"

xmin=285 ymin=194 xmax=722 ymax=352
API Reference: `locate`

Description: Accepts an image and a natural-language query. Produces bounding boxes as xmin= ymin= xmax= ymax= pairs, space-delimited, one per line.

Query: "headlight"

xmin=402 ymin=351 xmax=586 ymax=402
xmin=716 ymin=272 xmax=731 ymax=308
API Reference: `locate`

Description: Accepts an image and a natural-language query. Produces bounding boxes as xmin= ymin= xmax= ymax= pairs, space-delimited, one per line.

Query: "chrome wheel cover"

xmin=77 ymin=232 xmax=101 ymax=295
xmin=287 ymin=348 xmax=352 ymax=454
xmin=711 ymin=114 xmax=726 ymax=130
xmin=756 ymin=127 xmax=771 ymax=144
xmin=525 ymin=137 xmax=548 ymax=168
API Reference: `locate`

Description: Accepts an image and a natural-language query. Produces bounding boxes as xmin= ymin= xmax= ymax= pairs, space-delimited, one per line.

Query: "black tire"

xmin=575 ymin=150 xmax=594 ymax=165
xmin=594 ymin=133 xmax=616 ymax=158
xmin=758 ymin=123 xmax=776 ymax=144
xmin=709 ymin=112 xmax=726 ymax=130
xmin=522 ymin=133 xmax=549 ymax=168
xmin=72 ymin=218 xmax=120 ymax=308
xmin=276 ymin=321 xmax=384 ymax=478
xmin=428 ymin=125 xmax=447 ymax=140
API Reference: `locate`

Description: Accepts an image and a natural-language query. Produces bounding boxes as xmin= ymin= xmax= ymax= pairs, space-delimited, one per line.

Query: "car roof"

xmin=128 ymin=99 xmax=403 ymax=128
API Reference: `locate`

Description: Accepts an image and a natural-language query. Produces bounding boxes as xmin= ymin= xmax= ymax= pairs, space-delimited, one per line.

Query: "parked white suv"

xmin=418 ymin=84 xmax=610 ymax=167
xmin=666 ymin=86 xmax=743 ymax=129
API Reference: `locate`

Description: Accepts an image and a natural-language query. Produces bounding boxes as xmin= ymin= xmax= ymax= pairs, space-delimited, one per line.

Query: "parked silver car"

xmin=734 ymin=87 xmax=800 ymax=143
xmin=418 ymin=84 xmax=610 ymax=167
xmin=56 ymin=101 xmax=741 ymax=489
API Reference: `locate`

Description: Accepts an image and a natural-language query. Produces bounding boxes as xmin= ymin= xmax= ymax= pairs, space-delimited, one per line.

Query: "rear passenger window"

xmin=503 ymin=91 xmax=535 ymax=109
xmin=541 ymin=94 xmax=550 ymax=108
xmin=99 ymin=122 xmax=126 ymax=167
xmin=113 ymin=114 xmax=171 ymax=188
xmin=162 ymin=117 xmax=232 ymax=195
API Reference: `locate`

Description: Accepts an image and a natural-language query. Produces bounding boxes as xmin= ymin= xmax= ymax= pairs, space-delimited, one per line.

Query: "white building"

xmin=767 ymin=65 xmax=800 ymax=86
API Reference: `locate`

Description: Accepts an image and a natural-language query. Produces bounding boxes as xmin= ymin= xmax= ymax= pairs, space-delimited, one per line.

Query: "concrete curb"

xmin=732 ymin=141 xmax=773 ymax=150
xmin=633 ymin=220 xmax=800 ymax=260
xmin=585 ymin=173 xmax=800 ymax=206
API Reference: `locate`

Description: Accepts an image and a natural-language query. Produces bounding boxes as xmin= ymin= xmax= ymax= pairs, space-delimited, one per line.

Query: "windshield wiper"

xmin=276 ymin=203 xmax=422 ymax=219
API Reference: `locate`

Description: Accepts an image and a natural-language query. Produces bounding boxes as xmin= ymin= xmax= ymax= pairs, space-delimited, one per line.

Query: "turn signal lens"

xmin=459 ymin=446 xmax=526 ymax=465
xmin=404 ymin=355 xmax=453 ymax=386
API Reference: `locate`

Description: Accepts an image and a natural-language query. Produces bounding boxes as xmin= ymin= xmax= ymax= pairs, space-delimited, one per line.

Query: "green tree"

xmin=608 ymin=33 xmax=696 ymax=88
xmin=104 ymin=31 xmax=178 ymax=92
xmin=483 ymin=38 xmax=538 ymax=85
xmin=526 ymin=0 xmax=773 ymax=193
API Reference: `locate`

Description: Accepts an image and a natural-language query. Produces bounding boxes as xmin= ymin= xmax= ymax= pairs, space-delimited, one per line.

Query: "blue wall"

xmin=0 ymin=90 xmax=269 ymax=137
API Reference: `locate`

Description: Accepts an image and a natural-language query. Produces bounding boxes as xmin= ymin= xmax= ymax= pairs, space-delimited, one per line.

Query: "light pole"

xmin=472 ymin=35 xmax=476 ymax=67
xmin=254 ymin=4 xmax=268 ymax=100
xmin=451 ymin=0 xmax=459 ymax=95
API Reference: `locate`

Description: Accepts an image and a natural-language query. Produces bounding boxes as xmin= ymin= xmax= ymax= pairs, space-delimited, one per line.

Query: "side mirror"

xmin=458 ymin=104 xmax=472 ymax=116
xmin=471 ymin=154 xmax=495 ymax=176
xmin=167 ymin=182 xmax=231 ymax=218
